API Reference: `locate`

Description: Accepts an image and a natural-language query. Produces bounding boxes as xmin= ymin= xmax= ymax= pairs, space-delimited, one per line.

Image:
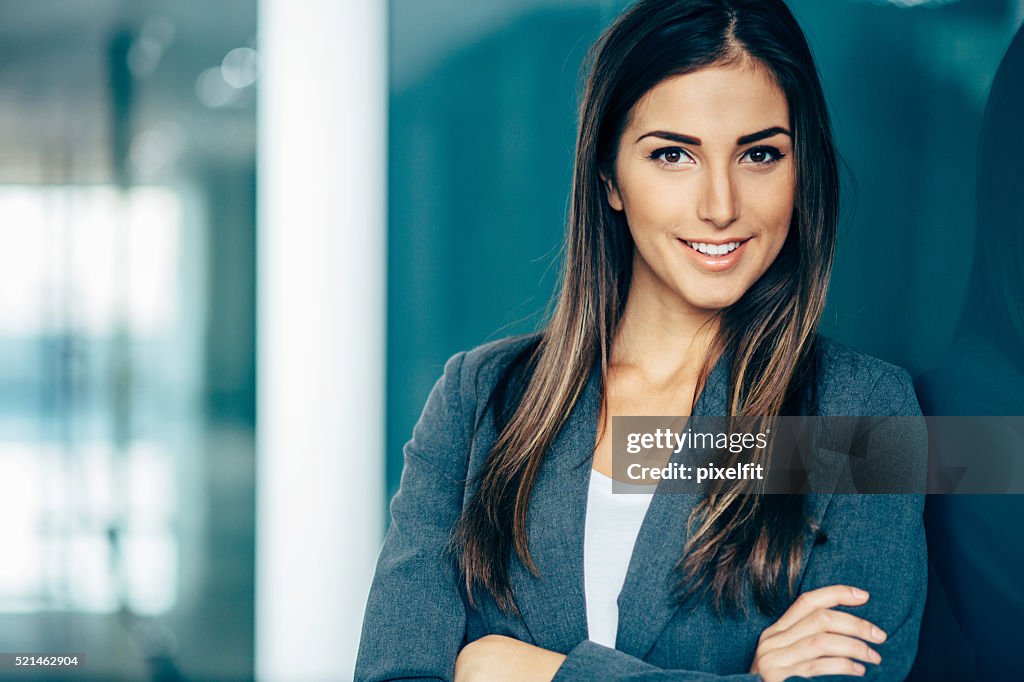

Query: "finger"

xmin=759 ymin=608 xmax=886 ymax=653
xmin=773 ymin=632 xmax=881 ymax=669
xmin=784 ymin=656 xmax=867 ymax=679
xmin=764 ymin=585 xmax=869 ymax=635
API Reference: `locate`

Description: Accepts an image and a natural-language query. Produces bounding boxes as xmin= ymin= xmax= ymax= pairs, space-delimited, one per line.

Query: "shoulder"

xmin=809 ymin=336 xmax=920 ymax=417
xmin=459 ymin=331 xmax=541 ymax=387
xmin=434 ymin=332 xmax=541 ymax=422
xmin=408 ymin=332 xmax=541 ymax=475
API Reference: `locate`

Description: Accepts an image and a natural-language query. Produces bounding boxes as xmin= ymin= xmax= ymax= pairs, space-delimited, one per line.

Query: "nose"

xmin=696 ymin=166 xmax=739 ymax=229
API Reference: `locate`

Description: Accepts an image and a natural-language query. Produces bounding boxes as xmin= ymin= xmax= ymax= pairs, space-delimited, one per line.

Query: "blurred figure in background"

xmin=908 ymin=22 xmax=1024 ymax=682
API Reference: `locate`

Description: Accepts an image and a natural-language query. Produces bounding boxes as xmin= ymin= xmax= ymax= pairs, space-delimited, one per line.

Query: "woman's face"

xmin=603 ymin=60 xmax=795 ymax=313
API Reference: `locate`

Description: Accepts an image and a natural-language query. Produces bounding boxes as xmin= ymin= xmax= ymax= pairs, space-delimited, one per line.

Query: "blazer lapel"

xmin=507 ymin=359 xmax=602 ymax=653
xmin=615 ymin=353 xmax=844 ymax=660
xmin=614 ymin=351 xmax=730 ymax=658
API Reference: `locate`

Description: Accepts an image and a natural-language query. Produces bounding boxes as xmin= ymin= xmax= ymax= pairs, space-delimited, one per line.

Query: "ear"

xmin=599 ymin=170 xmax=624 ymax=212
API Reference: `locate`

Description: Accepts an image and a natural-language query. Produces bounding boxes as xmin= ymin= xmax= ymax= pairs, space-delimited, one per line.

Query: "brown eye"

xmin=650 ymin=146 xmax=693 ymax=167
xmin=741 ymin=145 xmax=786 ymax=166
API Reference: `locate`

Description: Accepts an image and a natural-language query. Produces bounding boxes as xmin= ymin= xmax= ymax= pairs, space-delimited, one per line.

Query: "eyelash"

xmin=743 ymin=145 xmax=787 ymax=166
xmin=647 ymin=145 xmax=787 ymax=168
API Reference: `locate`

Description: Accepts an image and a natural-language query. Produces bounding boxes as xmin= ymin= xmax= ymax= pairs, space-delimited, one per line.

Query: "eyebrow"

xmin=635 ymin=126 xmax=792 ymax=146
xmin=737 ymin=127 xmax=791 ymax=145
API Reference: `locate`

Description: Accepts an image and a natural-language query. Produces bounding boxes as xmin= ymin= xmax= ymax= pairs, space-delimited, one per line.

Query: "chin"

xmin=684 ymin=294 xmax=742 ymax=312
xmin=678 ymin=284 xmax=746 ymax=312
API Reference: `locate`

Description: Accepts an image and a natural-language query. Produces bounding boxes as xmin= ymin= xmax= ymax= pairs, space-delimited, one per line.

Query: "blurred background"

xmin=0 ymin=0 xmax=256 ymax=680
xmin=0 ymin=0 xmax=1020 ymax=680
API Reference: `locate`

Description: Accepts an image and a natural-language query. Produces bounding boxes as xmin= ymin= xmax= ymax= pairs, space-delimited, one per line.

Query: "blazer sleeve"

xmin=553 ymin=370 xmax=927 ymax=682
xmin=355 ymin=351 xmax=472 ymax=682
xmin=553 ymin=642 xmax=762 ymax=681
xmin=787 ymin=368 xmax=928 ymax=682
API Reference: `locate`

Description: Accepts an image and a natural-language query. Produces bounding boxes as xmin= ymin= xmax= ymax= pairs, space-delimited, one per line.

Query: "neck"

xmin=611 ymin=256 xmax=721 ymax=386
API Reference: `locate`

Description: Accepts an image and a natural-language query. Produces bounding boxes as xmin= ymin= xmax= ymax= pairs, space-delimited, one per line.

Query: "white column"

xmin=256 ymin=0 xmax=386 ymax=679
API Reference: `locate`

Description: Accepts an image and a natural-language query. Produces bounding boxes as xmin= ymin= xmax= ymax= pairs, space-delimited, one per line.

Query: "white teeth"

xmin=686 ymin=240 xmax=741 ymax=256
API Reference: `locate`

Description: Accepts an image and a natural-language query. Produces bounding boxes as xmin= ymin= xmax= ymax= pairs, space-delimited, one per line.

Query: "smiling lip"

xmin=677 ymin=236 xmax=752 ymax=272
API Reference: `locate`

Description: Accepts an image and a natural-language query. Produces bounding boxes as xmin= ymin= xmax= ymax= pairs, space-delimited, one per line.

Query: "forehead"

xmin=627 ymin=62 xmax=789 ymax=140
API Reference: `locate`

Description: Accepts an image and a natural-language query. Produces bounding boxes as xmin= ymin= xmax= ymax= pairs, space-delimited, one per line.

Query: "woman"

xmin=356 ymin=1 xmax=927 ymax=680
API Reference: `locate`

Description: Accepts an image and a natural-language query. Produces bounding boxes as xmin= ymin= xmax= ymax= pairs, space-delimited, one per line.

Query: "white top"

xmin=583 ymin=467 xmax=655 ymax=648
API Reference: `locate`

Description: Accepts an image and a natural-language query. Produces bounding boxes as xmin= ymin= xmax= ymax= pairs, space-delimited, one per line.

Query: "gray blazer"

xmin=355 ymin=334 xmax=927 ymax=681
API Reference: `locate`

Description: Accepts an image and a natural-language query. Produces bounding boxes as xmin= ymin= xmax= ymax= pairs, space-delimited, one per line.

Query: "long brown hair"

xmin=450 ymin=0 xmax=839 ymax=618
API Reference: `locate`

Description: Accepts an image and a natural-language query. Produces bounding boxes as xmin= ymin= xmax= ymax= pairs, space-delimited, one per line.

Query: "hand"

xmin=454 ymin=634 xmax=567 ymax=682
xmin=750 ymin=585 xmax=887 ymax=681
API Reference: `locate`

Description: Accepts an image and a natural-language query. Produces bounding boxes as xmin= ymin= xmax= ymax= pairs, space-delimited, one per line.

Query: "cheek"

xmin=767 ymin=198 xmax=795 ymax=241
xmin=752 ymin=173 xmax=796 ymax=242
xmin=617 ymin=174 xmax=694 ymax=234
